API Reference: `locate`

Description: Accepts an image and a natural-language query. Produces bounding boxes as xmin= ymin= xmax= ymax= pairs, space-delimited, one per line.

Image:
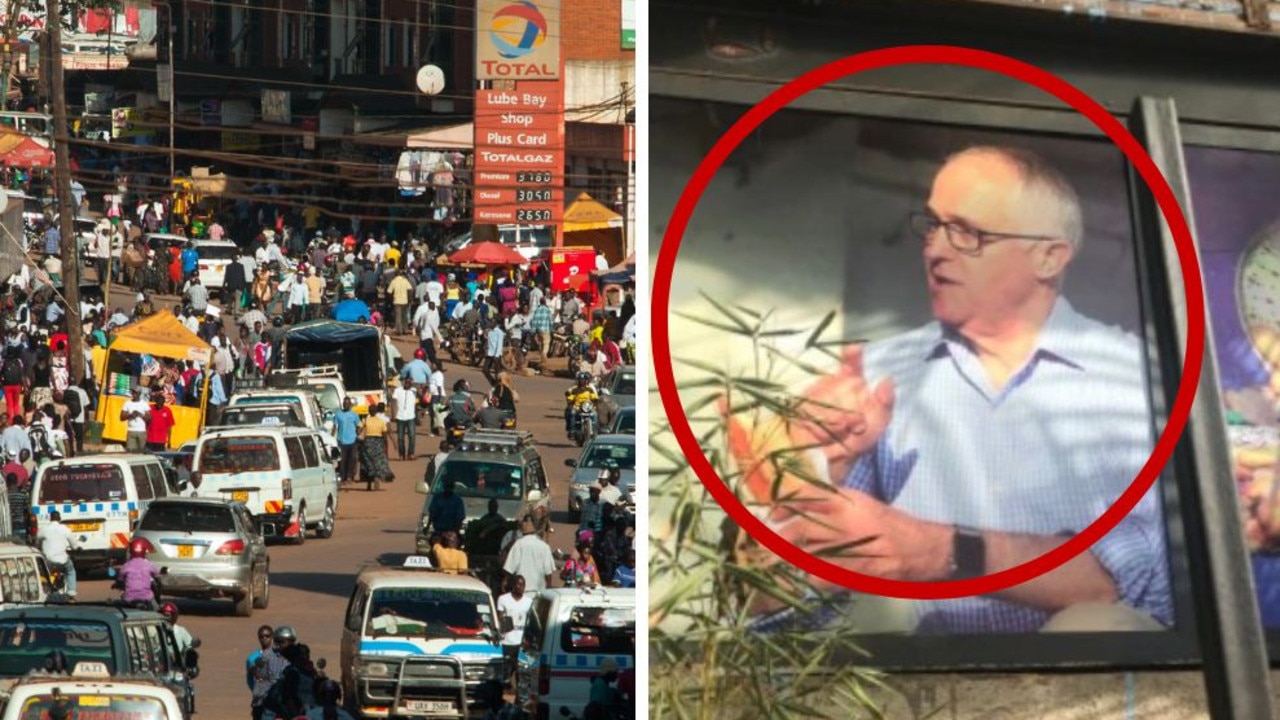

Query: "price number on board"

xmin=516 ymin=171 xmax=553 ymax=184
xmin=517 ymin=189 xmax=553 ymax=203
xmin=516 ymin=209 xmax=553 ymax=222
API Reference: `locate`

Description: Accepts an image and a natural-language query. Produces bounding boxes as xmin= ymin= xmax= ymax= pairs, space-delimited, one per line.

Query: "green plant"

xmin=649 ymin=294 xmax=887 ymax=720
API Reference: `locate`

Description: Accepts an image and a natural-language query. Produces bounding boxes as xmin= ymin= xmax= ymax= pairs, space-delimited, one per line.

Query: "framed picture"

xmin=651 ymin=73 xmax=1203 ymax=668
xmin=1184 ymin=139 xmax=1280 ymax=661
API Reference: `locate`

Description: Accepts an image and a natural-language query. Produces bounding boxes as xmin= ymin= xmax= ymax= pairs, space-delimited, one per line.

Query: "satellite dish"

xmin=416 ymin=65 xmax=446 ymax=96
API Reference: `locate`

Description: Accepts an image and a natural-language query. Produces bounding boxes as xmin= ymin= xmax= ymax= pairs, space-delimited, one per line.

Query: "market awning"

xmin=406 ymin=123 xmax=474 ymax=150
xmin=109 ymin=312 xmax=212 ymax=363
xmin=563 ymin=192 xmax=623 ymax=232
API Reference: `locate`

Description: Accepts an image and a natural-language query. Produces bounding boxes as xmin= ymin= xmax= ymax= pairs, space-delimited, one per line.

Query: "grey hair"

xmin=945 ymin=145 xmax=1085 ymax=252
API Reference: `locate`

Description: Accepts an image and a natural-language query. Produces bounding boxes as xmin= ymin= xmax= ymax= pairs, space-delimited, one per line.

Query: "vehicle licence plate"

xmin=177 ymin=545 xmax=194 ymax=558
xmin=404 ymin=700 xmax=455 ymax=713
xmin=67 ymin=522 xmax=100 ymax=532
xmin=232 ymin=491 xmax=248 ymax=503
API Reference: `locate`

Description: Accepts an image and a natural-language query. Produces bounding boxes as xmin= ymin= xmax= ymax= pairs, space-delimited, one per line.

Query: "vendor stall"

xmin=94 ymin=312 xmax=213 ymax=449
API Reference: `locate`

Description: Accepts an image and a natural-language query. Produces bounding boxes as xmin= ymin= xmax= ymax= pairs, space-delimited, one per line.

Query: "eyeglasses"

xmin=908 ymin=211 xmax=1060 ymax=254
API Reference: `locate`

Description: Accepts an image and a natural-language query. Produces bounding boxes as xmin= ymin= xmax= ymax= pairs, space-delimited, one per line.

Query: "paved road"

xmin=75 ymin=285 xmax=588 ymax=719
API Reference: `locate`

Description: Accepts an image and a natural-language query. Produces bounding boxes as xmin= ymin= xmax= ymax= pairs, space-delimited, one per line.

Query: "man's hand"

xmin=791 ymin=345 xmax=895 ymax=482
xmin=723 ymin=345 xmax=895 ymax=502
xmin=763 ymin=486 xmax=952 ymax=585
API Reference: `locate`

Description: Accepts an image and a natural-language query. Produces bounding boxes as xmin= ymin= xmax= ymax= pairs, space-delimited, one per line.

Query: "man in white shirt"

xmin=502 ymin=517 xmax=555 ymax=592
xmin=392 ymin=378 xmax=418 ymax=461
xmin=0 ymin=415 xmax=32 ymax=458
xmin=425 ymin=275 xmax=444 ymax=307
xmin=37 ymin=511 xmax=80 ymax=598
xmin=120 ymin=387 xmax=151 ymax=451
xmin=427 ymin=366 xmax=446 ymax=434
xmin=495 ymin=575 xmax=532 ymax=689
xmin=413 ymin=301 xmax=442 ymax=368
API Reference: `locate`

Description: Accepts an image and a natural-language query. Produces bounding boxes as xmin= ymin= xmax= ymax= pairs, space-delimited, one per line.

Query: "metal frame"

xmin=651 ymin=45 xmax=1206 ymax=674
xmin=1128 ymin=96 xmax=1274 ymax=719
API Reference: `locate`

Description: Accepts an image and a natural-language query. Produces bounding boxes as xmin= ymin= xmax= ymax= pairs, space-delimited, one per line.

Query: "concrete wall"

xmin=871 ymin=671 xmax=1210 ymax=719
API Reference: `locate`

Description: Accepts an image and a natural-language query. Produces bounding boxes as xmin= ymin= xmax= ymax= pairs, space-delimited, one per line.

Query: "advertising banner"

xmin=1186 ymin=144 xmax=1280 ymax=646
xmin=476 ymin=0 xmax=560 ymax=80
xmin=651 ymin=94 xmax=1200 ymax=668
xmin=473 ymin=83 xmax=564 ymax=225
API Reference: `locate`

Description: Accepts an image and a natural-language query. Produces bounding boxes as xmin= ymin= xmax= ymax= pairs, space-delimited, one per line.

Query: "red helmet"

xmin=129 ymin=539 xmax=148 ymax=559
xmin=414 ymin=348 xmax=426 ymax=360
xmin=159 ymin=602 xmax=178 ymax=621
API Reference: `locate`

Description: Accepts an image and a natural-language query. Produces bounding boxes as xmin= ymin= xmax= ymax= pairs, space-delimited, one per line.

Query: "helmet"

xmin=129 ymin=538 xmax=148 ymax=559
xmin=414 ymin=348 xmax=426 ymax=360
xmin=576 ymin=371 xmax=591 ymax=384
xmin=159 ymin=602 xmax=179 ymax=621
xmin=273 ymin=625 xmax=297 ymax=643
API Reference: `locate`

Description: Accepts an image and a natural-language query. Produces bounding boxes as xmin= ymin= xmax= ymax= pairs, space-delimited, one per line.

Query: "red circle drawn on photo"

xmin=651 ymin=46 xmax=1205 ymax=600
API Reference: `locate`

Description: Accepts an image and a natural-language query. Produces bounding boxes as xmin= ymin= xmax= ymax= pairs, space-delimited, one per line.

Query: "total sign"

xmin=473 ymin=86 xmax=565 ymax=225
xmin=477 ymin=0 xmax=561 ymax=79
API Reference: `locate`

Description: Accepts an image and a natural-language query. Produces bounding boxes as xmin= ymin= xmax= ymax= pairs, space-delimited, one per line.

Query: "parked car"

xmin=132 ymin=497 xmax=270 ymax=616
xmin=596 ymin=365 xmax=635 ymax=429
xmin=0 ymin=662 xmax=187 ymax=720
xmin=564 ymin=434 xmax=636 ymax=523
xmin=155 ymin=440 xmax=198 ymax=492
xmin=189 ymin=426 xmax=340 ymax=543
xmin=606 ymin=405 xmax=634 ymax=435
xmin=209 ymin=402 xmax=307 ymax=430
xmin=193 ymin=238 xmax=238 ymax=293
xmin=340 ymin=557 xmax=504 ymax=719
xmin=30 ymin=453 xmax=176 ymax=570
xmin=516 ymin=588 xmax=636 ymax=720
xmin=415 ymin=430 xmax=550 ymax=557
xmin=0 ymin=604 xmax=198 ymax=717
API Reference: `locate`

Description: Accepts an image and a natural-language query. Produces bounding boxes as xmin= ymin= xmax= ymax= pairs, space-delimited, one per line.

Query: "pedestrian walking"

xmin=495 ymin=576 xmax=532 ymax=688
xmin=392 ymin=379 xmax=417 ymax=461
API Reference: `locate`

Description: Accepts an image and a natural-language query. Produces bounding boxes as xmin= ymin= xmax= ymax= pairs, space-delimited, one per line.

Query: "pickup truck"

xmin=279 ymin=320 xmax=390 ymax=415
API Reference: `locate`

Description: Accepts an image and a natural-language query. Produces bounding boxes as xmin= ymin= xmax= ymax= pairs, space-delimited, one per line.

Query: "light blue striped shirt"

xmin=843 ymin=298 xmax=1171 ymax=633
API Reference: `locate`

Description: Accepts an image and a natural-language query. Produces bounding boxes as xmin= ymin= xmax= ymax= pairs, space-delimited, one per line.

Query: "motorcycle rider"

xmin=116 ymin=538 xmax=161 ymax=609
xmin=564 ymin=371 xmax=599 ymax=438
xmin=159 ymin=601 xmax=196 ymax=656
xmin=445 ymin=379 xmax=476 ymax=440
xmin=474 ymin=395 xmax=507 ymax=430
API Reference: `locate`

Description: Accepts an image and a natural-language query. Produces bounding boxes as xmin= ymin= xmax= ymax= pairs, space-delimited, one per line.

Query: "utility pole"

xmin=49 ymin=0 xmax=83 ymax=384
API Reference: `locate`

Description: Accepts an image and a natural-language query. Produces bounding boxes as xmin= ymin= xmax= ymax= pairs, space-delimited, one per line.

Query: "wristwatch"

xmin=951 ymin=525 xmax=985 ymax=580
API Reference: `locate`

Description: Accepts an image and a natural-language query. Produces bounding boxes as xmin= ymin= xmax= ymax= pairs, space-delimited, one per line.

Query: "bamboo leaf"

xmin=698 ymin=290 xmax=755 ymax=332
xmin=805 ymin=310 xmax=837 ymax=349
xmin=673 ymin=312 xmax=754 ymax=336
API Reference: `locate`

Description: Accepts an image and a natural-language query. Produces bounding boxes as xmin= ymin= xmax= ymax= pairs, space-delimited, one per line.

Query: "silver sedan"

xmin=132 ymin=497 xmax=270 ymax=617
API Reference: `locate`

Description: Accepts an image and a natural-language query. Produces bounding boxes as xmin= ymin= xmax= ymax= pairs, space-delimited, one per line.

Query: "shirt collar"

xmin=926 ymin=297 xmax=1088 ymax=371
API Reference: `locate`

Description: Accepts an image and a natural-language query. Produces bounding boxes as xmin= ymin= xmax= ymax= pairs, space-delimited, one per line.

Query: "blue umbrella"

xmin=331 ymin=298 xmax=371 ymax=323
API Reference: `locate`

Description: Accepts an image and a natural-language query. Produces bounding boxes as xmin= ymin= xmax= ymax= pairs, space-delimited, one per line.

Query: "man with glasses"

xmin=729 ymin=145 xmax=1170 ymax=633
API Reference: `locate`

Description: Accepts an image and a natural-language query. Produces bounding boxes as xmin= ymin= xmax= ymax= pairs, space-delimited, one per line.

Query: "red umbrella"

xmin=447 ymin=241 xmax=527 ymax=266
xmin=0 ymin=137 xmax=53 ymax=169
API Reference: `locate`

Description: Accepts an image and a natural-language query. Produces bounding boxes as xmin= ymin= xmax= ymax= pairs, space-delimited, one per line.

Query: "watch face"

xmin=1239 ymin=236 xmax=1280 ymax=364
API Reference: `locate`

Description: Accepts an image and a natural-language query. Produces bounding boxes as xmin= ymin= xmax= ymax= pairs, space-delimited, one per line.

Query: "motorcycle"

xmin=571 ymin=401 xmax=597 ymax=447
xmin=443 ymin=419 xmax=470 ymax=450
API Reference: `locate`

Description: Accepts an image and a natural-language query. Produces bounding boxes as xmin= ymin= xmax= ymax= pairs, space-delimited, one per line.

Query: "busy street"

xmin=4 ymin=237 xmax=637 ymax=720
xmin=64 ymin=307 xmax=620 ymax=719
